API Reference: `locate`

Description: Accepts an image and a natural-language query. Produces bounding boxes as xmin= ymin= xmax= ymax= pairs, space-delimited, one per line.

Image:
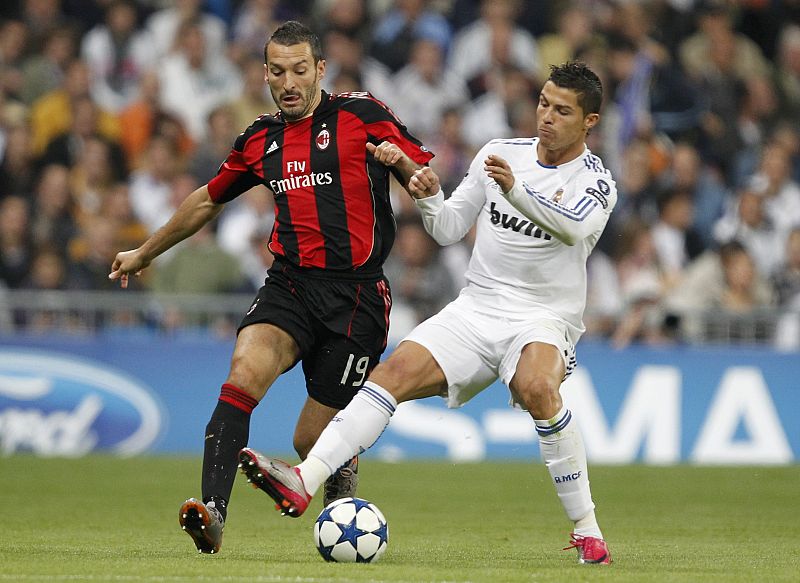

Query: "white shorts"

xmin=403 ymin=293 xmax=577 ymax=409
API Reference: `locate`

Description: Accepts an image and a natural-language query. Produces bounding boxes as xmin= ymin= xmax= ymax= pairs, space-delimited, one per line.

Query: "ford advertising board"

xmin=0 ymin=350 xmax=164 ymax=456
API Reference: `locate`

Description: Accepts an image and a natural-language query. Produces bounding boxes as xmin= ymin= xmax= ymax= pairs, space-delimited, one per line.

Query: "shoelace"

xmin=562 ymin=533 xmax=586 ymax=551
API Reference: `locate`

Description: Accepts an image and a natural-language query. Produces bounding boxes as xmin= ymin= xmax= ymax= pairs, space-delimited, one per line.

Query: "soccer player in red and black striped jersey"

xmin=109 ymin=21 xmax=433 ymax=554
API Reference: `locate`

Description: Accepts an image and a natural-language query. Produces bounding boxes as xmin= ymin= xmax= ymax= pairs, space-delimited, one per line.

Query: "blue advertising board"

xmin=0 ymin=335 xmax=797 ymax=464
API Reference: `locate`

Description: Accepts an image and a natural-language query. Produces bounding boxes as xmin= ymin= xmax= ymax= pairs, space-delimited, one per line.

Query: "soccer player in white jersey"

xmin=239 ymin=62 xmax=616 ymax=565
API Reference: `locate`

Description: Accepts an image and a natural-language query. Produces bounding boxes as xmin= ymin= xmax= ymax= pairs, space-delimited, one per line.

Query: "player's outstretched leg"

xmin=238 ymin=447 xmax=312 ymax=517
xmin=563 ymin=534 xmax=612 ymax=564
xmin=179 ymin=498 xmax=225 ymax=554
xmin=322 ymin=456 xmax=359 ymax=507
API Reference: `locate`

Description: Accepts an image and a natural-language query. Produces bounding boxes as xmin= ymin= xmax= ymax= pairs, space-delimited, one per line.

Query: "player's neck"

xmin=536 ymin=142 xmax=585 ymax=167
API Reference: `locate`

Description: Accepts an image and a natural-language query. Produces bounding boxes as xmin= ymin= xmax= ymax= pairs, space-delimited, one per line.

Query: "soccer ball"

xmin=313 ymin=497 xmax=388 ymax=563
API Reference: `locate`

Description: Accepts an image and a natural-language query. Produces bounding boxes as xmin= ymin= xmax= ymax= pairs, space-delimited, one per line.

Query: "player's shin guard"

xmin=201 ymin=384 xmax=257 ymax=519
xmin=535 ymin=406 xmax=600 ymax=536
xmin=299 ymin=381 xmax=397 ymax=495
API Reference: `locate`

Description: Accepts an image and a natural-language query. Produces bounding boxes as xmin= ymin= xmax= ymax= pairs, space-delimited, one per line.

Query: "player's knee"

xmin=225 ymin=356 xmax=269 ymax=400
xmin=369 ymin=348 xmax=440 ymax=403
xmin=515 ymin=373 xmax=560 ymax=413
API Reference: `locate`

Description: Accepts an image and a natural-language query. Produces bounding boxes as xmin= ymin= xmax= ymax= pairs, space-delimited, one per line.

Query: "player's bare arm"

xmin=108 ymin=185 xmax=224 ymax=288
xmin=366 ymin=140 xmax=423 ymax=190
xmin=484 ymin=154 xmax=515 ymax=193
xmin=408 ymin=167 xmax=441 ymax=199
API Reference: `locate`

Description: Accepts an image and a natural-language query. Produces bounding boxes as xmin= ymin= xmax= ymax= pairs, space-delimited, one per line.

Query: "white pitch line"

xmin=0 ymin=575 xmax=474 ymax=583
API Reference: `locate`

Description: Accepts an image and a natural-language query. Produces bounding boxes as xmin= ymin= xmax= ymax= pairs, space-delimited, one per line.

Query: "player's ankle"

xmin=297 ymin=455 xmax=331 ymax=495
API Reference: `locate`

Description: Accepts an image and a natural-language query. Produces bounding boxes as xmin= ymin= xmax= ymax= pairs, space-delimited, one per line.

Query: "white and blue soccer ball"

xmin=313 ymin=497 xmax=388 ymax=563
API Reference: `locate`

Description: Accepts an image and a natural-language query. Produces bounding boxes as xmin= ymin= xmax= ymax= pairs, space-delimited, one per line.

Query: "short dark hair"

xmin=547 ymin=61 xmax=603 ymax=115
xmin=265 ymin=21 xmax=323 ymax=64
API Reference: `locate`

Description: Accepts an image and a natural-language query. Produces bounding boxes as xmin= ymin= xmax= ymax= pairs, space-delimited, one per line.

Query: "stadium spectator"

xmin=241 ymin=62 xmax=614 ymax=565
xmin=24 ymin=245 xmax=67 ymax=291
xmin=145 ymin=0 xmax=227 ymax=62
xmin=665 ymin=241 xmax=774 ymax=342
xmin=775 ymin=24 xmax=800 ymax=124
xmin=29 ymin=164 xmax=76 ymax=251
xmin=188 ymin=104 xmax=239 ymax=186
xmin=28 ymin=59 xmax=120 ymax=156
xmin=0 ymin=195 xmax=33 ymax=289
xmin=20 ymin=23 xmax=78 ymax=107
xmin=0 ymin=121 xmax=37 ymax=199
xmin=117 ymin=71 xmax=194 ymax=169
xmin=152 ymin=223 xmax=249 ymax=296
xmin=747 ymin=142 xmax=800 ymax=237
xmin=661 ymin=141 xmax=730 ymax=249
xmin=0 ymin=19 xmax=29 ymax=101
xmin=461 ymin=64 xmax=536 ymax=149
xmin=426 ymin=107 xmax=473 ymax=194
xmin=679 ymin=1 xmax=771 ymax=83
xmin=69 ymin=135 xmax=125 ymax=228
xmin=449 ymin=0 xmax=540 ymax=99
xmin=216 ymin=184 xmax=274 ymax=286
xmin=157 ymin=18 xmax=243 ymax=141
xmin=604 ymin=137 xmax=661 ymax=247
xmin=108 ymin=21 xmax=433 ymax=555
xmin=651 ymin=189 xmax=703 ymax=284
xmin=713 ymin=186 xmax=785 ymax=278
xmin=535 ymin=2 xmax=596 ymax=82
xmin=80 ymin=0 xmax=156 ymax=113
xmin=313 ymin=0 xmax=369 ymax=41
xmin=383 ymin=214 xmax=457 ymax=335
xmin=320 ymin=29 xmax=393 ymax=102
xmin=370 ymin=0 xmax=451 ymax=73
xmin=584 ymin=249 xmax=623 ymax=339
xmin=128 ymin=134 xmax=182 ymax=234
xmin=97 ymin=181 xmax=148 ymax=254
xmin=18 ymin=0 xmax=68 ymax=54
xmin=68 ymin=220 xmax=123 ymax=291
xmin=388 ymin=37 xmax=469 ymax=141
xmin=229 ymin=55 xmax=278 ymax=132
xmin=40 ymin=96 xmax=126 ymax=175
xmin=610 ymin=218 xmax=671 ymax=348
xmin=712 ymin=240 xmax=775 ymax=341
xmin=772 ymin=227 xmax=800 ymax=306
xmin=229 ymin=0 xmax=286 ymax=64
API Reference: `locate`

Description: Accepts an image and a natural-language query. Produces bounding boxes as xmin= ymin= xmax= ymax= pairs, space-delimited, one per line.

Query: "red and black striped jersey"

xmin=208 ymin=90 xmax=434 ymax=276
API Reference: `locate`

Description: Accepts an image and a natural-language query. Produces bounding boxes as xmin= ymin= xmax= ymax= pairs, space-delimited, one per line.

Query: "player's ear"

xmin=263 ymin=63 xmax=269 ymax=83
xmin=317 ymin=58 xmax=326 ymax=80
xmin=584 ymin=113 xmax=599 ymax=132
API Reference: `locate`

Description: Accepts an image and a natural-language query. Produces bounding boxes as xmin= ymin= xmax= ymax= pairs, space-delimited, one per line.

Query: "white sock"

xmin=535 ymin=406 xmax=603 ymax=539
xmin=298 ymin=381 xmax=397 ymax=496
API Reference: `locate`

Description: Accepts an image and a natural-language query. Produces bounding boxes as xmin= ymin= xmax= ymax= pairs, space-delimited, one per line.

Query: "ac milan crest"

xmin=316 ymin=128 xmax=331 ymax=150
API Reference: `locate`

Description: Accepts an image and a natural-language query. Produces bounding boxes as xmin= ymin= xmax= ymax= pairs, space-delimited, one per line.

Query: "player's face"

xmin=266 ymin=42 xmax=325 ymax=121
xmin=536 ymin=80 xmax=598 ymax=163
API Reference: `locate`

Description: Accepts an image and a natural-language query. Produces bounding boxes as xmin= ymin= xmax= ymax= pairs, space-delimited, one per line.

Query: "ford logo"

xmin=0 ymin=350 xmax=163 ymax=456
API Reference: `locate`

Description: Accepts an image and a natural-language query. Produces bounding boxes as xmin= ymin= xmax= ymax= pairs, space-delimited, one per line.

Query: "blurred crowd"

xmin=1 ymin=0 xmax=800 ymax=347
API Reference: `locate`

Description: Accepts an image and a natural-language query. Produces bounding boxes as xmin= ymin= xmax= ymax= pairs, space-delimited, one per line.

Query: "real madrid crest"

xmin=316 ymin=125 xmax=331 ymax=150
xmin=552 ymin=188 xmax=564 ymax=203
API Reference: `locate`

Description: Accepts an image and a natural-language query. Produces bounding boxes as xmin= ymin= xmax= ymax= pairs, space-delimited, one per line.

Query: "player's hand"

xmin=108 ymin=249 xmax=150 ymax=289
xmin=366 ymin=141 xmax=408 ymax=167
xmin=408 ymin=167 xmax=441 ymax=199
xmin=485 ymin=154 xmax=515 ymax=193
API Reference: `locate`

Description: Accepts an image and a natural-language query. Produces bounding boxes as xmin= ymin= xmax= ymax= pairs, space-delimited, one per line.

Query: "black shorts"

xmin=238 ymin=260 xmax=392 ymax=409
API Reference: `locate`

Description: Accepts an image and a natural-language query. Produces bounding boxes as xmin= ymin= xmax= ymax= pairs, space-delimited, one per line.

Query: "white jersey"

xmin=414 ymin=137 xmax=617 ymax=344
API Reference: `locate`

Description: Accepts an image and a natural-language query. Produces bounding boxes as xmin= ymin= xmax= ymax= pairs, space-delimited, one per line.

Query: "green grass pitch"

xmin=2 ymin=456 xmax=798 ymax=582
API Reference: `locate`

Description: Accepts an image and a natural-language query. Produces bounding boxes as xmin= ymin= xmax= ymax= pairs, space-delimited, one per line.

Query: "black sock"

xmin=201 ymin=387 xmax=256 ymax=520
